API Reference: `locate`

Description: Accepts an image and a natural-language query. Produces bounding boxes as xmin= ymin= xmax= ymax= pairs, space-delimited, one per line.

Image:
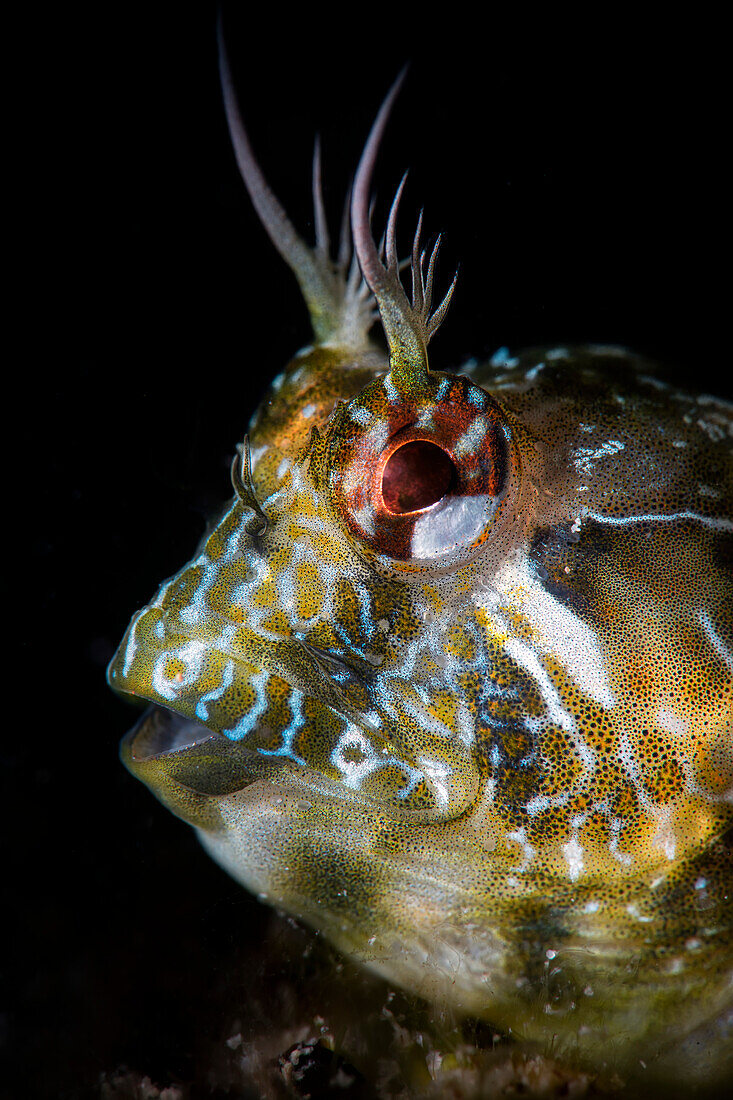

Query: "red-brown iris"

xmin=328 ymin=374 xmax=509 ymax=563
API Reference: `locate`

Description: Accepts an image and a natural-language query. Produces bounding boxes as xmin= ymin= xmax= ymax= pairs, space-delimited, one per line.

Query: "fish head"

xmin=108 ymin=54 xmax=733 ymax=1077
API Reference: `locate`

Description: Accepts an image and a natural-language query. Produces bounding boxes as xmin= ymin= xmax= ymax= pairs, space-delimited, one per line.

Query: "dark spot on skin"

xmin=713 ymin=532 xmax=733 ymax=576
xmin=529 ymin=524 xmax=603 ymax=615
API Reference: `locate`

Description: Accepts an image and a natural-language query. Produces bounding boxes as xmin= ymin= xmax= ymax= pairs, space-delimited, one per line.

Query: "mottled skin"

xmin=109 ymin=68 xmax=733 ymax=1090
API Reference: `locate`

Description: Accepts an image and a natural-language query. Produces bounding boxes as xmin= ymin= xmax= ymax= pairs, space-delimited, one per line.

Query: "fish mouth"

xmin=119 ymin=702 xmax=257 ymax=792
xmin=123 ymin=704 xmax=219 ymax=763
xmin=110 ymin=604 xmax=385 ymax=829
xmin=119 ymin=701 xmax=309 ymax=831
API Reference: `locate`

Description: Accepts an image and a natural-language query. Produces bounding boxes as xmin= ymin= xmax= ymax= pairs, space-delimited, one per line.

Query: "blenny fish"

xmin=109 ymin=43 xmax=733 ymax=1090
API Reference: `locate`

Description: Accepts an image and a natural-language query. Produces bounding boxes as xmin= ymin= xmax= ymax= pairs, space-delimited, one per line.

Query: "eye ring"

xmin=326 ymin=372 xmax=513 ymax=567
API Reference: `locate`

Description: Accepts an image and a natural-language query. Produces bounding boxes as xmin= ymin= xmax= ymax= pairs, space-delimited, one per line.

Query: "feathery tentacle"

xmin=351 ymin=72 xmax=458 ymax=392
xmin=217 ymin=19 xmax=373 ymax=347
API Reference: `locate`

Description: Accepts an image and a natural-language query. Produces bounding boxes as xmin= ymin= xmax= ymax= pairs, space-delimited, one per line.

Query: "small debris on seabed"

xmin=99 ymin=1069 xmax=184 ymax=1100
xmin=97 ymin=914 xmax=628 ymax=1099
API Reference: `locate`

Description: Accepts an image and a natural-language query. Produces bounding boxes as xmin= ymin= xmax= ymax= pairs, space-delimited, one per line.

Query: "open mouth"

xmin=117 ymin=702 xmax=291 ymax=829
xmin=124 ymin=704 xmax=221 ymax=763
xmin=120 ymin=699 xmax=265 ymax=789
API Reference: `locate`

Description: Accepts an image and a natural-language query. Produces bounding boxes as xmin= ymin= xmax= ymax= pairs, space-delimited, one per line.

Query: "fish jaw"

xmin=119 ymin=701 xmax=733 ymax=1084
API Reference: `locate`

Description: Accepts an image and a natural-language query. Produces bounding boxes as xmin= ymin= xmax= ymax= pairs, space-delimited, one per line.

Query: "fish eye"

xmin=380 ymin=440 xmax=456 ymax=514
xmin=326 ymin=373 xmax=514 ymax=566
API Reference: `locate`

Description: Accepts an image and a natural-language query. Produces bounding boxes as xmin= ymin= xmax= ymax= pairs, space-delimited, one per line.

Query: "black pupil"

xmin=381 ymin=441 xmax=456 ymax=514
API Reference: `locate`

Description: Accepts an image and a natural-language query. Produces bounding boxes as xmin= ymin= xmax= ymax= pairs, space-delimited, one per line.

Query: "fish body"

xmin=109 ymin=56 xmax=733 ymax=1088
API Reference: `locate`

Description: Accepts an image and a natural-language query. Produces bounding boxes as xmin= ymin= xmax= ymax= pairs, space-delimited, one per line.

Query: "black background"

xmin=11 ymin=3 xmax=730 ymax=1096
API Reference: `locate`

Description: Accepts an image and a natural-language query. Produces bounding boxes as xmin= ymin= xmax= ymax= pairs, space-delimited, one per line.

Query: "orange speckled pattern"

xmin=108 ymin=65 xmax=733 ymax=1092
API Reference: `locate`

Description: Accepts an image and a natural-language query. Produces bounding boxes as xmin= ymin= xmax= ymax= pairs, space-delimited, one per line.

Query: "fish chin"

xmin=119 ymin=706 xmax=494 ymax=971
